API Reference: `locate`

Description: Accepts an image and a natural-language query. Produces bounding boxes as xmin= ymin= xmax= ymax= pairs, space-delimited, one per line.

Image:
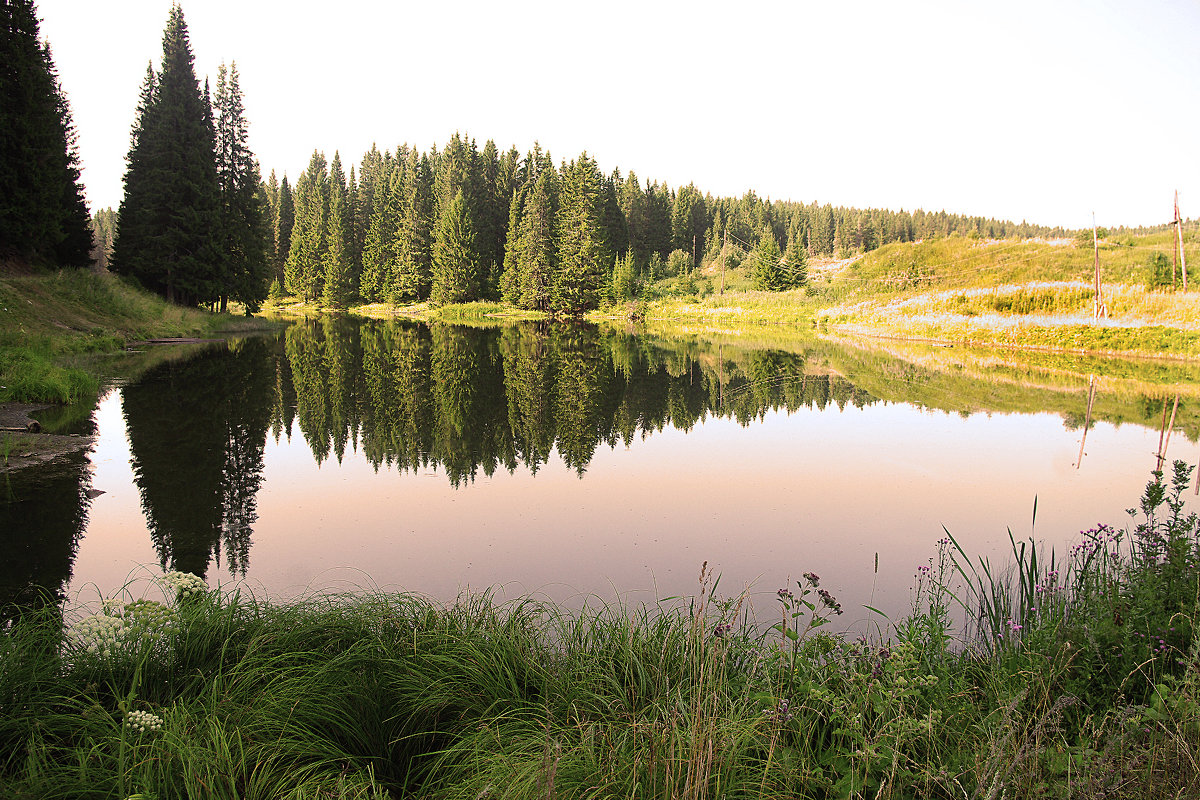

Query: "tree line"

xmin=15 ymin=0 xmax=1071 ymax=309
xmin=265 ymin=137 xmax=1070 ymax=312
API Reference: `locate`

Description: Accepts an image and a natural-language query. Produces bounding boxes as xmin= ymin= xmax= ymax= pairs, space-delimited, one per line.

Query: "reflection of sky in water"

xmin=72 ymin=388 xmax=1198 ymax=629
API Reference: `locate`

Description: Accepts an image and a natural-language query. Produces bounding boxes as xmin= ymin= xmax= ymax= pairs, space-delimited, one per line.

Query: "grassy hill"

xmin=0 ymin=268 xmax=265 ymax=404
xmin=631 ymin=230 xmax=1199 ymax=358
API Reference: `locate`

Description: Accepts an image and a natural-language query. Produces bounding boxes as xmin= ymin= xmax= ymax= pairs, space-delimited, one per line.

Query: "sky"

xmin=36 ymin=0 xmax=1200 ymax=231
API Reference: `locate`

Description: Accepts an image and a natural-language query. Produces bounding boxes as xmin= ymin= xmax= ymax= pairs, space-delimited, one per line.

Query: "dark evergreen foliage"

xmin=273 ymin=175 xmax=293 ymax=284
xmin=322 ymin=152 xmax=353 ymax=308
xmin=285 ymin=151 xmax=328 ymax=301
xmin=111 ymin=5 xmax=222 ymax=305
xmin=431 ymin=189 xmax=478 ymax=305
xmin=0 ymin=0 xmax=91 ymax=267
xmin=275 ymin=130 xmax=1073 ymax=311
xmin=554 ymin=154 xmax=610 ymax=313
xmin=214 ymin=61 xmax=269 ymax=311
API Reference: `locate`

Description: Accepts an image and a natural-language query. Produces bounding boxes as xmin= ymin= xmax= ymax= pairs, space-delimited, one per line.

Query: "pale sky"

xmin=37 ymin=0 xmax=1200 ymax=230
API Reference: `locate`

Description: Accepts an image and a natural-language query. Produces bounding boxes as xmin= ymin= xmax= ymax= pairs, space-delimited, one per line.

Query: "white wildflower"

xmin=124 ymin=709 xmax=163 ymax=734
xmin=65 ymin=612 xmax=125 ymax=656
xmin=157 ymin=571 xmax=207 ymax=603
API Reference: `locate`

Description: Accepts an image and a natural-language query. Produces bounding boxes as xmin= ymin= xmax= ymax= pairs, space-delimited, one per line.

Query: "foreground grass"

xmin=3 ymin=466 xmax=1198 ymax=799
xmin=0 ymin=269 xmax=271 ymax=404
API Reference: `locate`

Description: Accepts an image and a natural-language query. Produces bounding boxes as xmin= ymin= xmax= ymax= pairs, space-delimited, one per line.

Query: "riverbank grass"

xmin=3 ymin=464 xmax=1198 ymax=798
xmin=0 ymin=269 xmax=270 ymax=404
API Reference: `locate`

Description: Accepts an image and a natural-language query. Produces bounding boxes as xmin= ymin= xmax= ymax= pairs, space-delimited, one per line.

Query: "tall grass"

xmin=0 ymin=269 xmax=271 ymax=405
xmin=2 ymin=467 xmax=1198 ymax=798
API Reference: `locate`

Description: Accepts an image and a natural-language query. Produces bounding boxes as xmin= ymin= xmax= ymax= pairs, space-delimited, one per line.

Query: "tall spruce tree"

xmin=499 ymin=186 xmax=526 ymax=305
xmin=751 ymin=231 xmax=784 ymax=291
xmin=430 ymin=189 xmax=477 ymax=305
xmin=285 ymin=150 xmax=328 ymax=301
xmin=554 ymin=154 xmax=609 ymax=314
xmin=360 ymin=162 xmax=401 ymax=302
xmin=274 ymin=175 xmax=293 ymax=284
xmin=264 ymin=169 xmax=279 ymax=269
xmin=395 ymin=150 xmax=433 ymax=301
xmin=782 ymin=219 xmax=808 ymax=288
xmin=516 ymin=169 xmax=557 ymax=312
xmin=213 ymin=61 xmax=268 ymax=311
xmin=0 ymin=0 xmax=92 ymax=267
xmin=322 ymin=152 xmax=352 ymax=308
xmin=111 ymin=4 xmax=221 ymax=305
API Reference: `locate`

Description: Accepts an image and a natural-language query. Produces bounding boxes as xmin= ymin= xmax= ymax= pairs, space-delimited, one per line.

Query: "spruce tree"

xmin=554 ymin=154 xmax=609 ymax=314
xmin=499 ymin=186 xmax=525 ymax=305
xmin=285 ymin=150 xmax=328 ymax=301
xmin=322 ymin=152 xmax=352 ymax=308
xmin=782 ymin=219 xmax=809 ymax=289
xmin=430 ymin=189 xmax=477 ymax=305
xmin=90 ymin=208 xmax=118 ymax=270
xmin=346 ymin=164 xmax=361 ymax=291
xmin=214 ymin=61 xmax=268 ymax=311
xmin=112 ymin=5 xmax=221 ymax=305
xmin=274 ymin=175 xmax=293 ymax=283
xmin=264 ymin=169 xmax=280 ymax=269
xmin=360 ymin=163 xmax=401 ymax=302
xmin=0 ymin=0 xmax=92 ymax=267
xmin=751 ymin=231 xmax=783 ymax=291
xmin=395 ymin=151 xmax=433 ymax=301
xmin=517 ymin=170 xmax=557 ymax=312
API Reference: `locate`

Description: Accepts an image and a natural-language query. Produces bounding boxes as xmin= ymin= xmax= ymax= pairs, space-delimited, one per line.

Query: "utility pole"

xmin=1175 ymin=190 xmax=1188 ymax=292
xmin=1092 ymin=213 xmax=1107 ymax=319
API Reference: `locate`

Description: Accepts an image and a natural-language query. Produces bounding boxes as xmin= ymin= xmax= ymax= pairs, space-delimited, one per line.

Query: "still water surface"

xmin=5 ymin=317 xmax=1198 ymax=627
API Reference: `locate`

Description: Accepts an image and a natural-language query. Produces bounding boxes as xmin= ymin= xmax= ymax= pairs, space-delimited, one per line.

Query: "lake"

xmin=4 ymin=317 xmax=1198 ymax=629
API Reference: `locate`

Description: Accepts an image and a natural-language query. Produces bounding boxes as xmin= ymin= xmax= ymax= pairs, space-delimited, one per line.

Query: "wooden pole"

xmin=1176 ymin=191 xmax=1188 ymax=292
xmin=1076 ymin=375 xmax=1096 ymax=470
xmin=1162 ymin=394 xmax=1180 ymax=463
xmin=1156 ymin=399 xmax=1170 ymax=473
xmin=1093 ymin=214 xmax=1107 ymax=319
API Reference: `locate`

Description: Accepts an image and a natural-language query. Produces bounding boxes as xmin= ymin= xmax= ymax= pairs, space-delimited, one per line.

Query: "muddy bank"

xmin=0 ymin=403 xmax=93 ymax=473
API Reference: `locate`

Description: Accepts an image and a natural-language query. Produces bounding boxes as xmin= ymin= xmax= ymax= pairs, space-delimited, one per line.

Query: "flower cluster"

xmin=65 ymin=600 xmax=179 ymax=657
xmin=123 ymin=599 xmax=178 ymax=638
xmin=763 ymin=697 xmax=794 ymax=723
xmin=1071 ymin=524 xmax=1122 ymax=561
xmin=1035 ymin=569 xmax=1063 ymax=596
xmin=802 ymin=572 xmax=820 ymax=587
xmin=159 ymin=571 xmax=207 ymax=602
xmin=776 ymin=587 xmax=794 ymax=600
xmin=64 ymin=572 xmax=201 ymax=658
xmin=712 ymin=622 xmax=733 ymax=638
xmin=125 ymin=709 xmax=163 ymax=734
xmin=817 ymin=588 xmax=843 ymax=615
xmin=66 ymin=613 xmax=124 ymax=656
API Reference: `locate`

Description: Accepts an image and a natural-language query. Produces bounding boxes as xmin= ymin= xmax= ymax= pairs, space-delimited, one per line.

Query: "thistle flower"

xmin=817 ymin=588 xmax=843 ymax=615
